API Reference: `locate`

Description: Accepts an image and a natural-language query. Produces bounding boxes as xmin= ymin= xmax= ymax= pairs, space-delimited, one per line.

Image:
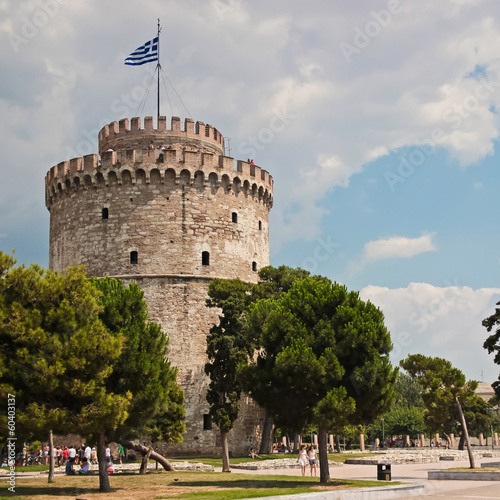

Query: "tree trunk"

xmin=458 ymin=432 xmax=465 ymax=450
xmin=334 ymin=435 xmax=341 ymax=453
xmin=97 ymin=433 xmax=111 ymax=492
xmin=139 ymin=447 xmax=152 ymax=474
xmin=318 ymin=424 xmax=330 ymax=484
xmin=48 ymin=430 xmax=55 ymax=483
xmin=442 ymin=432 xmax=451 ymax=449
xmin=259 ymin=414 xmax=274 ymax=454
xmin=119 ymin=439 xmax=176 ymax=471
xmin=455 ymin=396 xmax=475 ymax=469
xmin=221 ymin=431 xmax=231 ymax=472
xmin=293 ymin=434 xmax=299 ymax=454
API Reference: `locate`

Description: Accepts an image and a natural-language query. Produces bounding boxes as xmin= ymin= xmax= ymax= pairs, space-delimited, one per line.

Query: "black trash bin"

xmin=377 ymin=463 xmax=391 ymax=480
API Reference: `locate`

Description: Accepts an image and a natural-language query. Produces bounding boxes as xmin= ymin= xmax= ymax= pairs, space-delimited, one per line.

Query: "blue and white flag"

xmin=124 ymin=37 xmax=158 ymax=66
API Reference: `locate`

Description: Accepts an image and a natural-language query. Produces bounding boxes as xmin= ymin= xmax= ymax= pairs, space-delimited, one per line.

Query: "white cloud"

xmin=345 ymin=234 xmax=437 ymax=276
xmin=364 ymin=233 xmax=437 ymax=262
xmin=2 ymin=0 xmax=500 ymax=266
xmin=360 ymin=282 xmax=500 ymax=382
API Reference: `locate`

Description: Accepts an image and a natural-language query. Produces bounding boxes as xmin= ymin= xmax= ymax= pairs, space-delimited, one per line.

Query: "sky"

xmin=1 ymin=0 xmax=500 ymax=384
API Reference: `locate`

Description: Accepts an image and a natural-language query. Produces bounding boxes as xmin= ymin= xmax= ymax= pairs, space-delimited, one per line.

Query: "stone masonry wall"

xmin=45 ymin=117 xmax=272 ymax=455
xmin=47 ymin=169 xmax=270 ymax=280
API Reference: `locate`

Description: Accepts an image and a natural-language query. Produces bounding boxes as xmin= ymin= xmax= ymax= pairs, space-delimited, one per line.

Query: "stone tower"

xmin=45 ymin=116 xmax=274 ymax=455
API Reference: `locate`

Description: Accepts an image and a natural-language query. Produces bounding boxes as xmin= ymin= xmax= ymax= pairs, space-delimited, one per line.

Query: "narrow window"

xmin=252 ymin=261 xmax=257 ymax=272
xmin=258 ymin=220 xmax=262 ymax=230
xmin=130 ymin=251 xmax=138 ymax=265
xmin=232 ymin=212 xmax=238 ymax=223
xmin=203 ymin=414 xmax=212 ymax=430
xmin=102 ymin=208 xmax=109 ymax=220
xmin=202 ymin=251 xmax=210 ymax=266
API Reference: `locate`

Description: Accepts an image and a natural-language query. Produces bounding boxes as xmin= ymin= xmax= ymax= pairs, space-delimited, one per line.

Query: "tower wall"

xmin=45 ymin=116 xmax=273 ymax=455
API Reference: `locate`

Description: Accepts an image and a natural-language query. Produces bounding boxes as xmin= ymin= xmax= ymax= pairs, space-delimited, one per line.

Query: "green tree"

xmin=90 ymin=277 xmax=185 ymax=475
xmin=393 ymin=372 xmax=424 ymax=409
xmin=205 ymin=278 xmax=253 ymax=472
xmin=242 ymin=277 xmax=397 ymax=484
xmin=204 ymin=267 xmax=312 ymax=466
xmin=247 ymin=265 xmax=313 ymax=454
xmin=367 ymin=371 xmax=425 ymax=447
xmin=383 ymin=406 xmax=425 ymax=441
xmin=483 ymin=301 xmax=500 ymax=396
xmin=0 ymin=255 xmax=185 ymax=492
xmin=0 ymin=254 xmax=125 ymax=488
xmin=400 ymin=354 xmax=484 ymax=468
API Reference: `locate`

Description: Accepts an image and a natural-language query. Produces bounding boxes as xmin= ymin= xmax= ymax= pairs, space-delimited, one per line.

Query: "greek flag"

xmin=124 ymin=37 xmax=158 ymax=66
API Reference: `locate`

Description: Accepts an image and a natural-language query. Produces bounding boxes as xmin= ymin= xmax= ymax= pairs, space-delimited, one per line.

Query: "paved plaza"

xmin=227 ymin=450 xmax=500 ymax=500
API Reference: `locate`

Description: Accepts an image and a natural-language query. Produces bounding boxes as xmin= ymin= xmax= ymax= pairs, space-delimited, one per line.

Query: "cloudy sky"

xmin=1 ymin=0 xmax=500 ymax=384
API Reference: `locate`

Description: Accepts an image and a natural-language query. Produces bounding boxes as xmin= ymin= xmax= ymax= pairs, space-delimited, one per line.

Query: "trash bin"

xmin=377 ymin=463 xmax=391 ymax=480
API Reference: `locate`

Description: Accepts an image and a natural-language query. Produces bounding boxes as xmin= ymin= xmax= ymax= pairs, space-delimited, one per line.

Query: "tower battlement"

xmin=45 ymin=151 xmax=273 ymax=209
xmin=98 ymin=116 xmax=224 ymax=155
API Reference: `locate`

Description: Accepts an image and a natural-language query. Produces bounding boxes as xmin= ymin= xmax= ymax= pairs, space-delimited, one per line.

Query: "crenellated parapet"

xmin=98 ymin=116 xmax=224 ymax=155
xmin=45 ymin=149 xmax=274 ymax=209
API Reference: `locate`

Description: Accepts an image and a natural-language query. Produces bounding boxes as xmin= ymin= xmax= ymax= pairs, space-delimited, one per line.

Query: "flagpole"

xmin=157 ymin=18 xmax=161 ymax=119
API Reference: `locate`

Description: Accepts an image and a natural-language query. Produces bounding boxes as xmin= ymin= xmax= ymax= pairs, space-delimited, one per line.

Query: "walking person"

xmin=297 ymin=445 xmax=308 ymax=476
xmin=118 ymin=444 xmax=124 ymax=464
xmin=84 ymin=444 xmax=91 ymax=464
xmin=308 ymin=445 xmax=317 ymax=477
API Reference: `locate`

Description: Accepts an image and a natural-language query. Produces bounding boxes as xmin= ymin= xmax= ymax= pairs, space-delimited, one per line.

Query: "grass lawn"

xmin=3 ymin=465 xmax=49 ymax=473
xmin=0 ymin=470 xmax=396 ymax=500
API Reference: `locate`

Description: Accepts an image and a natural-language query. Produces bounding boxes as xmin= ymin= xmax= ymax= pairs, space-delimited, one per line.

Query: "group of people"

xmin=297 ymin=444 xmax=317 ymax=476
xmin=59 ymin=444 xmax=92 ymax=475
xmin=53 ymin=443 xmax=124 ymax=475
xmin=55 ymin=444 xmax=96 ymax=467
xmin=64 ymin=444 xmax=124 ymax=475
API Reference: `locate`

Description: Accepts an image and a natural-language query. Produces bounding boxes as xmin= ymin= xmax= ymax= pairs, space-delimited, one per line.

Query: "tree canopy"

xmin=0 ymin=253 xmax=184 ymax=491
xmin=91 ymin=277 xmax=185 ymax=448
xmin=204 ymin=278 xmax=252 ymax=471
xmin=483 ymin=301 xmax=500 ymax=396
xmin=204 ymin=266 xmax=313 ymax=467
xmin=400 ymin=354 xmax=488 ymax=468
xmin=242 ymin=276 xmax=397 ymax=483
xmin=0 ymin=254 xmax=125 ymax=446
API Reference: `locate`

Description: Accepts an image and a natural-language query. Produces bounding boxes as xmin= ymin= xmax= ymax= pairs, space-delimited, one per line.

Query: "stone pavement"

xmin=227 ymin=451 xmax=500 ymax=499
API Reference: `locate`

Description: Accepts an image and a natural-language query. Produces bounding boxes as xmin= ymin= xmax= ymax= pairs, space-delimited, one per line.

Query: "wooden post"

xmin=375 ymin=438 xmax=380 ymax=449
xmin=435 ymin=433 xmax=440 ymax=447
xmin=359 ymin=434 xmax=365 ymax=451
xmin=48 ymin=430 xmax=55 ymax=483
xmin=450 ymin=433 xmax=455 ymax=447
xmin=419 ymin=434 xmax=425 ymax=447
xmin=494 ymin=433 xmax=499 ymax=447
xmin=329 ymin=434 xmax=334 ymax=451
xmin=314 ymin=434 xmax=318 ymax=447
xmin=405 ymin=435 xmax=410 ymax=447
xmin=456 ymin=396 xmax=475 ymax=469
xmin=479 ymin=433 xmax=485 ymax=446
